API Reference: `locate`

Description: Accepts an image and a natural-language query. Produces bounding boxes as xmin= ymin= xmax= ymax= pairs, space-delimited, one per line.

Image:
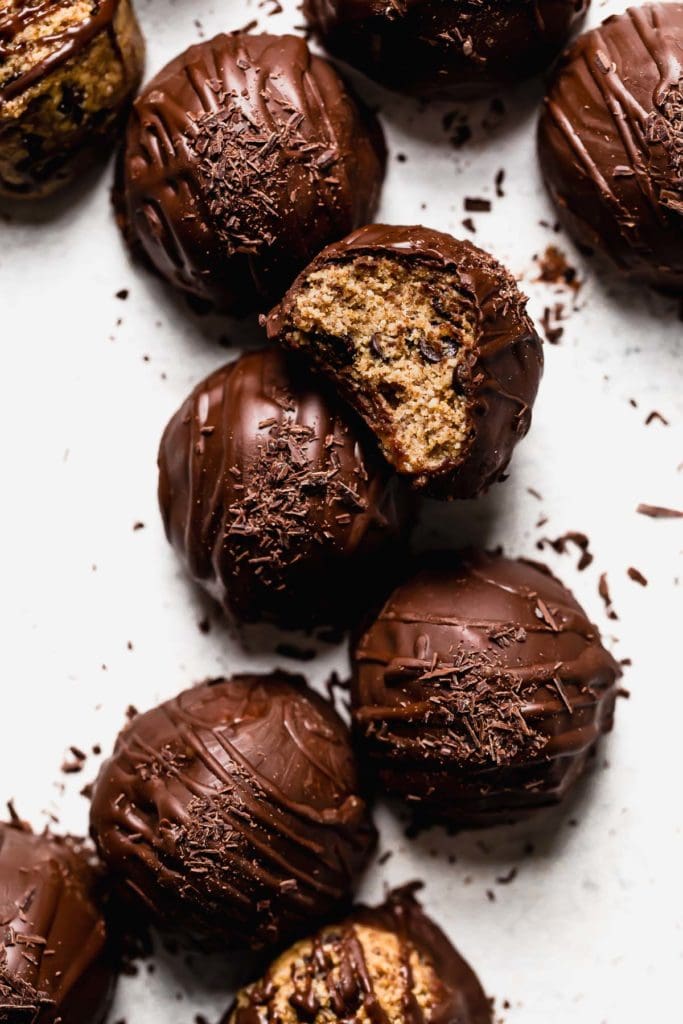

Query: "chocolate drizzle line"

xmin=0 ymin=0 xmax=122 ymax=103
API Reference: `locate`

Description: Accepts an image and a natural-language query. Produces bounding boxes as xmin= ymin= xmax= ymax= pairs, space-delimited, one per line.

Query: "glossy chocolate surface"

xmin=89 ymin=673 xmax=377 ymax=950
xmin=120 ymin=32 xmax=385 ymax=311
xmin=0 ymin=824 xmax=114 ymax=1024
xmin=158 ymin=347 xmax=410 ymax=631
xmin=352 ymin=551 xmax=621 ymax=827
xmin=539 ymin=3 xmax=683 ymax=293
xmin=267 ymin=224 xmax=543 ymax=499
xmin=304 ymin=0 xmax=589 ymax=97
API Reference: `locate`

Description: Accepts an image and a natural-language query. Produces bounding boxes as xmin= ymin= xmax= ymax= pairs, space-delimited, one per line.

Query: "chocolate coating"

xmin=158 ymin=347 xmax=410 ymax=631
xmin=538 ymin=3 xmax=683 ymax=293
xmin=266 ymin=224 xmax=543 ymax=499
xmin=226 ymin=886 xmax=491 ymax=1024
xmin=89 ymin=673 xmax=377 ymax=950
xmin=0 ymin=824 xmax=114 ymax=1024
xmin=120 ymin=32 xmax=385 ymax=312
xmin=352 ymin=551 xmax=621 ymax=828
xmin=0 ymin=0 xmax=144 ymax=198
xmin=304 ymin=0 xmax=589 ymax=98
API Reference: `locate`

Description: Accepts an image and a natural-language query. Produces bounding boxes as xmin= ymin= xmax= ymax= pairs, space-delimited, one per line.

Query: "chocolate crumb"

xmin=537 ymin=531 xmax=593 ymax=570
xmin=645 ymin=410 xmax=669 ymax=426
xmin=464 ymin=197 xmax=491 ymax=212
xmin=627 ymin=567 xmax=648 ymax=586
xmin=495 ymin=867 xmax=518 ymax=885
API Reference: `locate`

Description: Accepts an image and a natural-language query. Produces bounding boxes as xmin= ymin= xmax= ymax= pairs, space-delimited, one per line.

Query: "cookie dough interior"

xmin=285 ymin=256 xmax=478 ymax=476
xmin=231 ymin=921 xmax=438 ymax=1023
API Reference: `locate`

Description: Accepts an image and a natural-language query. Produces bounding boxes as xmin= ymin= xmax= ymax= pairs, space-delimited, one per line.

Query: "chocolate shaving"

xmin=598 ymin=573 xmax=618 ymax=620
xmin=636 ymin=503 xmax=683 ymax=519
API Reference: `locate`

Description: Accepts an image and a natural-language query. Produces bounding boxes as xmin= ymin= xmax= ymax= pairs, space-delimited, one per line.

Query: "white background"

xmin=1 ymin=1 xmax=681 ymax=1021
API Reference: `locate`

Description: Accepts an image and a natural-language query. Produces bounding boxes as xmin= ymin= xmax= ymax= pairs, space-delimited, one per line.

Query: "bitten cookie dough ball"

xmin=538 ymin=3 xmax=683 ymax=293
xmin=0 ymin=823 xmax=115 ymax=1024
xmin=90 ymin=674 xmax=377 ymax=950
xmin=266 ymin=225 xmax=543 ymax=499
xmin=158 ymin=348 xmax=411 ymax=632
xmin=119 ymin=32 xmax=386 ymax=312
xmin=351 ymin=551 xmax=621 ymax=828
xmin=224 ymin=887 xmax=491 ymax=1024
xmin=0 ymin=0 xmax=144 ymax=198
xmin=304 ymin=0 xmax=589 ymax=98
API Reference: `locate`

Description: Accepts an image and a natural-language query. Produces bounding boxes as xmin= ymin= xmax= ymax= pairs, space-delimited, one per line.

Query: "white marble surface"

xmin=1 ymin=1 xmax=681 ymax=1022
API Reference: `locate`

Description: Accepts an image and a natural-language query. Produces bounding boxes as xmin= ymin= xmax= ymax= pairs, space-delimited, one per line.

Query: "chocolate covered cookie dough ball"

xmin=352 ymin=551 xmax=621 ymax=828
xmin=267 ymin=225 xmax=543 ymax=499
xmin=0 ymin=823 xmax=115 ymax=1024
xmin=538 ymin=3 xmax=683 ymax=293
xmin=158 ymin=348 xmax=410 ymax=632
xmin=90 ymin=674 xmax=377 ymax=950
xmin=225 ymin=888 xmax=492 ymax=1024
xmin=119 ymin=32 xmax=386 ymax=312
xmin=0 ymin=0 xmax=144 ymax=198
xmin=304 ymin=0 xmax=589 ymax=98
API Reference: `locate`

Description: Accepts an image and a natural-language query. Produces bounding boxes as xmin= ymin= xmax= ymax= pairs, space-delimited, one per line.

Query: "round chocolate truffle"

xmin=119 ymin=32 xmax=385 ymax=312
xmin=0 ymin=0 xmax=144 ymax=199
xmin=303 ymin=0 xmax=589 ymax=98
xmin=351 ymin=551 xmax=621 ymax=828
xmin=89 ymin=673 xmax=377 ymax=950
xmin=266 ymin=224 xmax=543 ymax=499
xmin=225 ymin=887 xmax=491 ymax=1024
xmin=158 ymin=347 xmax=410 ymax=631
xmin=538 ymin=3 xmax=683 ymax=293
xmin=0 ymin=823 xmax=114 ymax=1024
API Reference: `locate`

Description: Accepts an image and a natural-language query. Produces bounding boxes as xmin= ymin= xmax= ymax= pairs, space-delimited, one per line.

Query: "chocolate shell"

xmin=0 ymin=0 xmax=144 ymax=198
xmin=351 ymin=551 xmax=621 ymax=828
xmin=225 ymin=886 xmax=492 ymax=1024
xmin=0 ymin=823 xmax=115 ymax=1024
xmin=119 ymin=32 xmax=386 ymax=312
xmin=538 ymin=3 xmax=683 ymax=293
xmin=158 ymin=347 xmax=411 ymax=632
xmin=266 ymin=224 xmax=543 ymax=499
xmin=304 ymin=0 xmax=589 ymax=98
xmin=89 ymin=673 xmax=377 ymax=950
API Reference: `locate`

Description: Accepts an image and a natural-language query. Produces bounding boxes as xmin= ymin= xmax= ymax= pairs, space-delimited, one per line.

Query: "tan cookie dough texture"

xmin=0 ymin=0 xmax=144 ymax=198
xmin=229 ymin=921 xmax=441 ymax=1023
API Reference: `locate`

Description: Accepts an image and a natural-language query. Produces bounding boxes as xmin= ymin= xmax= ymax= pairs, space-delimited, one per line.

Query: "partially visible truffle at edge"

xmin=538 ymin=3 xmax=683 ymax=293
xmin=304 ymin=0 xmax=589 ymax=98
xmin=224 ymin=886 xmax=492 ymax=1024
xmin=0 ymin=823 xmax=115 ymax=1024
